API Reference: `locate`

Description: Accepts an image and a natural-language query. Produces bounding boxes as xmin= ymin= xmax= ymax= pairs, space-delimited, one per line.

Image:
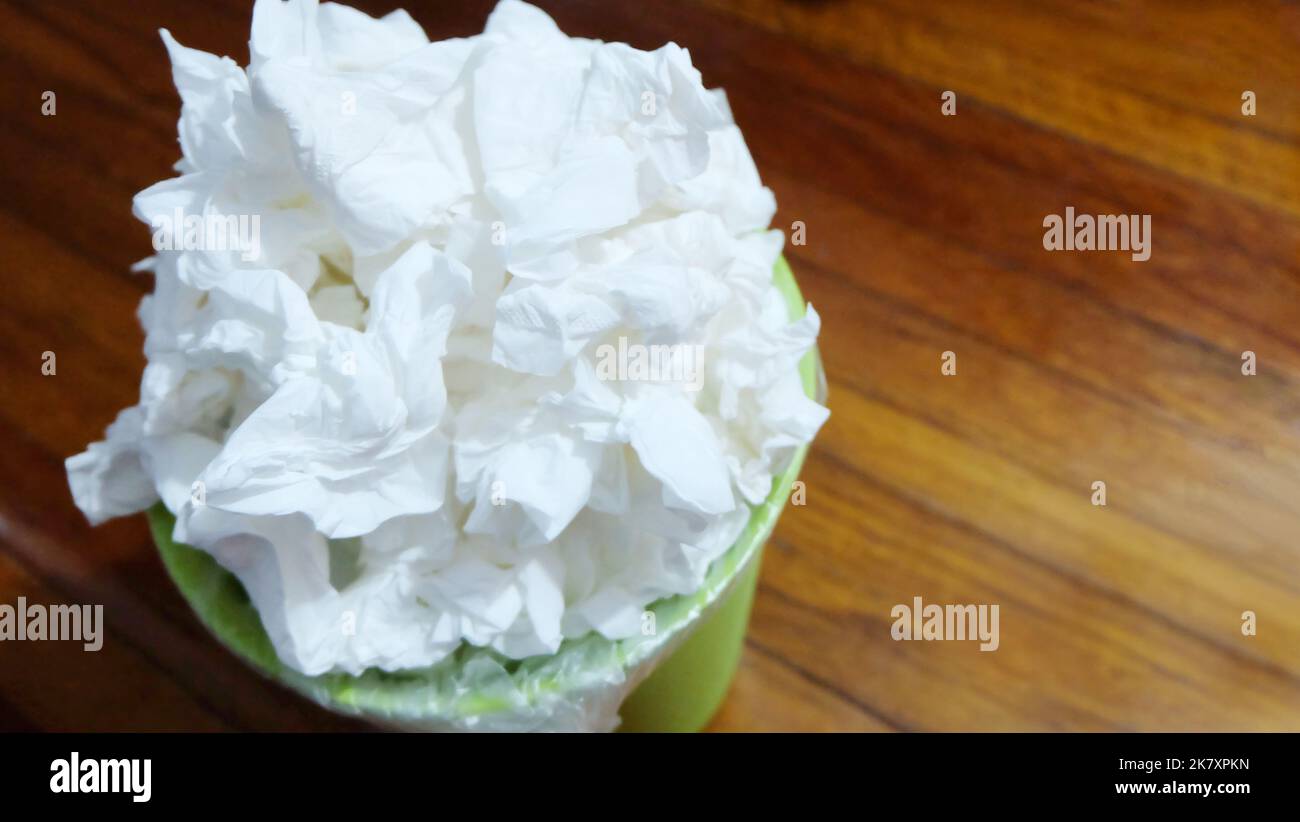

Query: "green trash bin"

xmin=147 ymin=256 xmax=822 ymax=732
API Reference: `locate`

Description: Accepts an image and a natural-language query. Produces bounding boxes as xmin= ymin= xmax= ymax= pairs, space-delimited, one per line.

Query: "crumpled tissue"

xmin=68 ymin=0 xmax=828 ymax=699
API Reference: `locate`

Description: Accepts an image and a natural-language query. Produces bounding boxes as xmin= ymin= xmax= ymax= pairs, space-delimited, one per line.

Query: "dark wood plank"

xmin=0 ymin=550 xmax=231 ymax=732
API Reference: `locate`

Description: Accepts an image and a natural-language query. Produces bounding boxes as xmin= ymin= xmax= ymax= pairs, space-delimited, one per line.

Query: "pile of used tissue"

xmin=67 ymin=0 xmax=827 ymax=678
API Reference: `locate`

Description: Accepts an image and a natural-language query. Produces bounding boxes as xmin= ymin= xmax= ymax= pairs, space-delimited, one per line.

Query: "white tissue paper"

xmin=69 ymin=0 xmax=827 ymax=696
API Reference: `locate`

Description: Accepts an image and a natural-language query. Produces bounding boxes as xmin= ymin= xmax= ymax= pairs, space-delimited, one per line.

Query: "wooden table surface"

xmin=1 ymin=0 xmax=1298 ymax=732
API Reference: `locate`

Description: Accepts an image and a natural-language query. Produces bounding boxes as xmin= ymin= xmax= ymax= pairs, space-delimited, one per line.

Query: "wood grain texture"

xmin=0 ymin=0 xmax=1296 ymax=732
